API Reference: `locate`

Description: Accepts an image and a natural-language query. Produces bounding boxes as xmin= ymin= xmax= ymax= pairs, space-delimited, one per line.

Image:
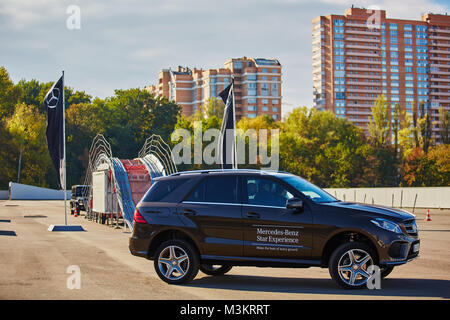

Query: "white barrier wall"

xmin=8 ymin=182 xmax=70 ymax=200
xmin=324 ymin=187 xmax=450 ymax=209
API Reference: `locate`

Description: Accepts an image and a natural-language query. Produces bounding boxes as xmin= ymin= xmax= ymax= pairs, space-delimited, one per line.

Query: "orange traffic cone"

xmin=425 ymin=209 xmax=431 ymax=221
xmin=74 ymin=207 xmax=78 ymax=218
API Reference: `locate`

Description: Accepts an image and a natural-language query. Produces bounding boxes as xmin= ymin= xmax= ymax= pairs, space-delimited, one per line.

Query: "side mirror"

xmin=286 ymin=198 xmax=303 ymax=211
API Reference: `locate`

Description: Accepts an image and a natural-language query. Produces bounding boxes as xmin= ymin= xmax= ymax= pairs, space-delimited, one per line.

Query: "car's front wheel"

xmin=199 ymin=264 xmax=233 ymax=276
xmin=329 ymin=242 xmax=376 ymax=289
xmin=154 ymin=239 xmax=199 ymax=284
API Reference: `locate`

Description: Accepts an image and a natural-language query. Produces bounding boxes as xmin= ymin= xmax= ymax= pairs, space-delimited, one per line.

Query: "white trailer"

xmin=92 ymin=164 xmax=120 ymax=224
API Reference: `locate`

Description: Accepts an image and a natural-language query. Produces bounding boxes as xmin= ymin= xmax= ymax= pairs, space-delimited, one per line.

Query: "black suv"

xmin=129 ymin=170 xmax=419 ymax=289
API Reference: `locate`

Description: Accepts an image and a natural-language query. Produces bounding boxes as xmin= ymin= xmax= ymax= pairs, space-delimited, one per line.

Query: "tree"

xmin=0 ymin=66 xmax=18 ymax=118
xmin=368 ymin=95 xmax=390 ymax=147
xmin=65 ymin=101 xmax=105 ymax=186
xmin=64 ymin=89 xmax=180 ymax=185
xmin=0 ymin=124 xmax=17 ymax=188
xmin=392 ymin=103 xmax=400 ymax=160
xmin=5 ymin=104 xmax=52 ymax=187
xmin=102 ymin=88 xmax=180 ymax=159
xmin=15 ymin=79 xmax=43 ymax=108
xmin=279 ymin=107 xmax=368 ymax=187
xmin=437 ymin=106 xmax=449 ymax=144
xmin=427 ymin=144 xmax=450 ymax=186
xmin=202 ymin=97 xmax=224 ymax=119
xmin=366 ymin=95 xmax=397 ymax=186
xmin=401 ymin=145 xmax=449 ymax=187
xmin=398 ymin=109 xmax=415 ymax=157
xmin=237 ymin=115 xmax=279 ymax=170
xmin=418 ymin=101 xmax=433 ymax=153
xmin=412 ymin=101 xmax=420 ymax=148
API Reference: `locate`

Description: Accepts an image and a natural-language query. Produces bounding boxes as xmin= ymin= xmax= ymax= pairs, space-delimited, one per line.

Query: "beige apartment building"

xmin=147 ymin=57 xmax=282 ymax=121
xmin=312 ymin=7 xmax=450 ymax=141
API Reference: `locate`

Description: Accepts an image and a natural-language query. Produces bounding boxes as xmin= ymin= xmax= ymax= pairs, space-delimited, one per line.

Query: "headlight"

xmin=371 ymin=218 xmax=402 ymax=234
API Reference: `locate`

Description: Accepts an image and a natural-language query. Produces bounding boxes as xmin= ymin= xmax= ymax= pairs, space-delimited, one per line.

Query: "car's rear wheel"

xmin=199 ymin=264 xmax=232 ymax=276
xmin=329 ymin=242 xmax=376 ymax=289
xmin=154 ymin=239 xmax=199 ymax=284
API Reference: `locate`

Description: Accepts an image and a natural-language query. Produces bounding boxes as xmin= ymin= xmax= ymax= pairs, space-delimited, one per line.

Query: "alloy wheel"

xmin=337 ymin=249 xmax=374 ymax=287
xmin=158 ymin=245 xmax=190 ymax=281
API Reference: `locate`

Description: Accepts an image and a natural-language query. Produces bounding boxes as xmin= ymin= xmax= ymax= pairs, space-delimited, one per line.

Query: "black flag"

xmin=44 ymin=75 xmax=65 ymax=189
xmin=218 ymin=81 xmax=237 ymax=169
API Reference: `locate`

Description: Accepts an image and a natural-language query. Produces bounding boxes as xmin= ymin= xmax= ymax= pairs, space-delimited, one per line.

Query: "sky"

xmin=1 ymin=0 xmax=449 ymax=117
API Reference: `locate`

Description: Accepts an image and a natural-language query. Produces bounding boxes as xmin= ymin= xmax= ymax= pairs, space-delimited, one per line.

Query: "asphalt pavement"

xmin=0 ymin=200 xmax=449 ymax=300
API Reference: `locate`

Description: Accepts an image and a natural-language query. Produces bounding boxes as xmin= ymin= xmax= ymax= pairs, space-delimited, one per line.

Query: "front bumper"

xmin=383 ymin=240 xmax=420 ymax=266
xmin=377 ymin=232 xmax=420 ymax=266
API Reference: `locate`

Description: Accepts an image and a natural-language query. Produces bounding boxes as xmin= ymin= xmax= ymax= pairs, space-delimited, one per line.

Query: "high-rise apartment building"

xmin=312 ymin=7 xmax=450 ymax=141
xmin=147 ymin=57 xmax=282 ymax=121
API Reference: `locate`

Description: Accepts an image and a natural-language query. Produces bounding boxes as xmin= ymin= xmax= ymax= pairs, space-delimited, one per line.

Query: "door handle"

xmin=246 ymin=211 xmax=260 ymax=219
xmin=182 ymin=208 xmax=197 ymax=216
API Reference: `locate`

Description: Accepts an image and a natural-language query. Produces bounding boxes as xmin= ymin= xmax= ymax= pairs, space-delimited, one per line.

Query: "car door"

xmin=242 ymin=175 xmax=313 ymax=260
xmin=178 ymin=175 xmax=243 ymax=258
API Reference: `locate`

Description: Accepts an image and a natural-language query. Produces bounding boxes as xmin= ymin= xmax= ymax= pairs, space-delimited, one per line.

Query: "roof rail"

xmin=169 ymin=168 xmax=270 ymax=176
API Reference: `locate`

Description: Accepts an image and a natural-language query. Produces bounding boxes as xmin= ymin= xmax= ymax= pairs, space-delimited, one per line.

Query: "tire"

xmin=380 ymin=265 xmax=394 ymax=279
xmin=154 ymin=239 xmax=199 ymax=285
xmin=329 ymin=242 xmax=376 ymax=289
xmin=199 ymin=264 xmax=233 ymax=276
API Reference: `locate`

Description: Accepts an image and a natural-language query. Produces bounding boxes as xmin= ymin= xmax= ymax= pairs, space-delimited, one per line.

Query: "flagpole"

xmin=231 ymin=76 xmax=237 ymax=169
xmin=47 ymin=71 xmax=84 ymax=232
xmin=62 ymin=70 xmax=67 ymax=226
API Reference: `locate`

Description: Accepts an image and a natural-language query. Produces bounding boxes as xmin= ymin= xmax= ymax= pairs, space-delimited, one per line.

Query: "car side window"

xmin=143 ymin=178 xmax=189 ymax=202
xmin=246 ymin=177 xmax=293 ymax=207
xmin=185 ymin=179 xmax=206 ymax=202
xmin=185 ymin=176 xmax=239 ymax=204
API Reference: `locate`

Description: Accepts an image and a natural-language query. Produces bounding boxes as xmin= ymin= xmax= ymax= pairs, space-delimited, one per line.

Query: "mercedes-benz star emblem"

xmin=46 ymin=87 xmax=60 ymax=108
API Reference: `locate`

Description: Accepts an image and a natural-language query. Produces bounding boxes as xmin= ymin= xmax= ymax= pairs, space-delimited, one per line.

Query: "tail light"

xmin=133 ymin=208 xmax=147 ymax=224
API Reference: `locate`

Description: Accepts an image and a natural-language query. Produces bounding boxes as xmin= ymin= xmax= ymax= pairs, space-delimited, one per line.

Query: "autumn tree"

xmin=5 ymin=104 xmax=53 ymax=187
xmin=279 ymin=107 xmax=368 ymax=187
xmin=368 ymin=95 xmax=390 ymax=147
xmin=202 ymin=97 xmax=225 ymax=119
xmin=437 ymin=106 xmax=449 ymax=144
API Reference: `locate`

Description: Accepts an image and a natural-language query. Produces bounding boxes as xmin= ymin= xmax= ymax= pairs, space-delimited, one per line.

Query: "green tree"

xmin=0 ymin=124 xmax=17 ymax=188
xmin=437 ymin=106 xmax=449 ymax=144
xmin=279 ymin=107 xmax=368 ymax=187
xmin=368 ymin=94 xmax=389 ymax=147
xmin=5 ymin=104 xmax=52 ymax=187
xmin=0 ymin=66 xmax=18 ymax=118
xmin=392 ymin=103 xmax=400 ymax=160
xmin=418 ymin=101 xmax=433 ymax=153
xmin=398 ymin=109 xmax=415 ymax=157
xmin=202 ymin=97 xmax=225 ymax=119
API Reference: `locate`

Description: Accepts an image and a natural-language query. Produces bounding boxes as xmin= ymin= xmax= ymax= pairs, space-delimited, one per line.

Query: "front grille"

xmin=403 ymin=219 xmax=418 ymax=236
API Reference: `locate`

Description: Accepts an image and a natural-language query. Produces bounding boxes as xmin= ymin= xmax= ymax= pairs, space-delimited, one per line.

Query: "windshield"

xmin=278 ymin=175 xmax=338 ymax=203
xmin=75 ymin=186 xmax=88 ymax=197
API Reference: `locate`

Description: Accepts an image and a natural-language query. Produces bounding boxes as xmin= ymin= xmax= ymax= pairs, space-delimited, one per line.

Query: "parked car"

xmin=129 ymin=169 xmax=419 ymax=289
xmin=70 ymin=185 xmax=90 ymax=215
